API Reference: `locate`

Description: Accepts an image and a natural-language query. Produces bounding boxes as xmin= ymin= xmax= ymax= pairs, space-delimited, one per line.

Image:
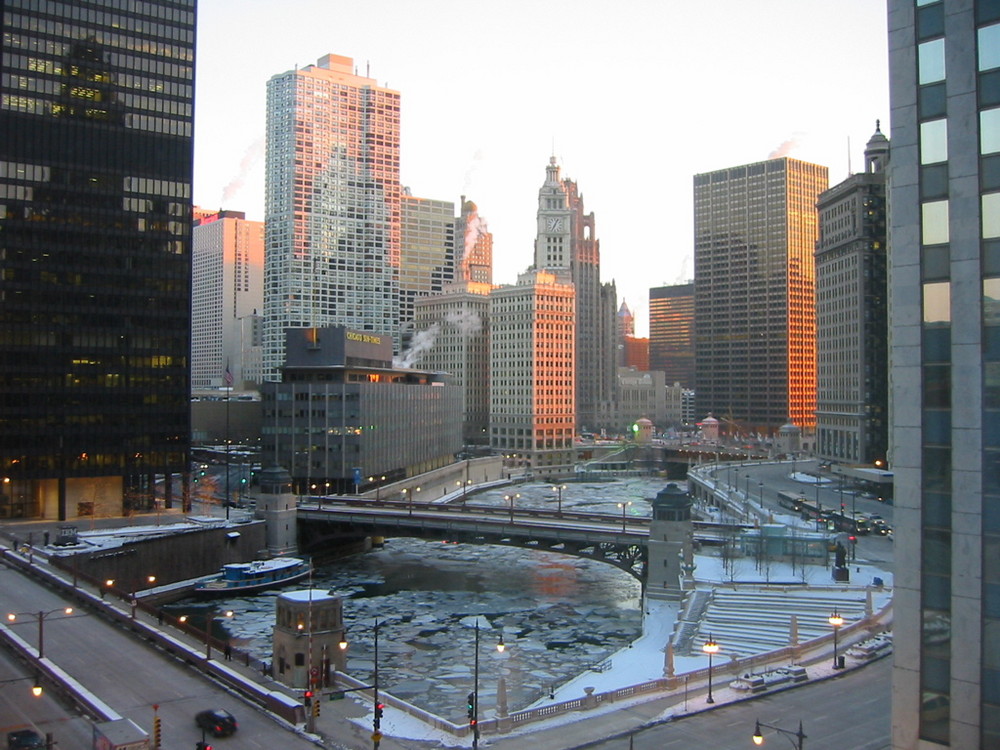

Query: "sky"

xmin=193 ymin=0 xmax=890 ymax=336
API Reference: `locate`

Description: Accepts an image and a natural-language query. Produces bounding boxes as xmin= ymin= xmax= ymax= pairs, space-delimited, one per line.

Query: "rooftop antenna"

xmin=847 ymin=136 xmax=852 ymax=178
xmin=367 ymin=60 xmax=370 ymax=77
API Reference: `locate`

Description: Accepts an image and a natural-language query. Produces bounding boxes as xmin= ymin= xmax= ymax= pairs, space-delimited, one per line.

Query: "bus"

xmin=777 ymin=491 xmax=869 ymax=534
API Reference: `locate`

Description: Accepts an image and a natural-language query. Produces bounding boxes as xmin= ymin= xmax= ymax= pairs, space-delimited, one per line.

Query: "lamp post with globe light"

xmin=702 ymin=634 xmax=719 ymax=703
xmin=829 ymin=611 xmax=844 ymax=669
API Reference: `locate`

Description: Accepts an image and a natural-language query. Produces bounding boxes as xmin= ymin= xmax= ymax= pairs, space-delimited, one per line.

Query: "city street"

xmin=0 ymin=558 xmax=319 ymax=750
xmin=580 ymin=656 xmax=891 ymax=750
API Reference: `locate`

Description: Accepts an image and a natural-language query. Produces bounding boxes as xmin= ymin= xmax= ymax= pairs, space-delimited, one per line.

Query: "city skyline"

xmin=194 ymin=0 xmax=890 ymax=335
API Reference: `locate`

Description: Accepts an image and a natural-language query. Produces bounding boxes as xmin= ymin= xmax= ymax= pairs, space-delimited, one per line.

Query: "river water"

xmin=191 ymin=477 xmax=675 ymax=721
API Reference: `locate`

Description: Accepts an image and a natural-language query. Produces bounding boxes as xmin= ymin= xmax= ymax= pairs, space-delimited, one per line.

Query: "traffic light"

xmin=195 ymin=743 xmax=212 ymax=750
xmin=375 ymin=701 xmax=384 ymax=720
xmin=304 ymin=689 xmax=314 ymax=706
xmin=153 ymin=716 xmax=161 ymax=748
xmin=466 ymin=691 xmax=476 ymax=723
xmin=312 ymin=697 xmax=320 ymax=717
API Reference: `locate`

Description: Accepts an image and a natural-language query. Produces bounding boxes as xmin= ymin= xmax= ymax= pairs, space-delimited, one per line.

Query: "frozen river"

xmin=199 ymin=477 xmax=674 ymax=721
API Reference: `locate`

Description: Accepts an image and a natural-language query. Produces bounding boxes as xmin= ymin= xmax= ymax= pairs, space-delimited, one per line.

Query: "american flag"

xmin=223 ymin=364 xmax=234 ymax=387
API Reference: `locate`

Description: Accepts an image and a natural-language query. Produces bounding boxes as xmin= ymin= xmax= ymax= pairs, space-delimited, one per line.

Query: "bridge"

xmin=296 ymin=497 xmax=748 ymax=581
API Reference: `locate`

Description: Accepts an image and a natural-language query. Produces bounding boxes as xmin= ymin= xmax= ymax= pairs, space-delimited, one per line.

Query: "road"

xmin=582 ymin=655 xmax=891 ymax=750
xmin=1 ymin=558 xmax=318 ymax=750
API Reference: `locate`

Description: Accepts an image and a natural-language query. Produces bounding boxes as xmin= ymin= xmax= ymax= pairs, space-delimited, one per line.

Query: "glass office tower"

xmin=0 ymin=0 xmax=196 ymax=520
xmin=888 ymin=0 xmax=1000 ymax=747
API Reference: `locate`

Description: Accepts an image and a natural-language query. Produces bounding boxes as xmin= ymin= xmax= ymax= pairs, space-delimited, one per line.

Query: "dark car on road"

xmin=7 ymin=730 xmax=44 ymax=750
xmin=195 ymin=709 xmax=238 ymax=737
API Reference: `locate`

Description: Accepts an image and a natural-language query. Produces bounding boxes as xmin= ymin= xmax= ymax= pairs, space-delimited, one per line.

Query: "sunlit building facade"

xmin=649 ymin=283 xmax=694 ymax=389
xmin=192 ymin=209 xmax=264 ymax=390
xmin=888 ymin=1 xmax=1000 ymax=747
xmin=489 ymin=270 xmax=575 ymax=468
xmin=0 ymin=0 xmax=195 ymax=519
xmin=533 ymin=158 xmax=617 ymax=433
xmin=693 ymin=158 xmax=827 ymax=434
xmin=455 ymin=198 xmax=492 ymax=284
xmin=263 ymin=54 xmax=401 ymax=380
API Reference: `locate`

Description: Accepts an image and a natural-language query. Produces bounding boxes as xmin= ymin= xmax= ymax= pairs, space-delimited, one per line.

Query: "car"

xmin=7 ymin=730 xmax=44 ymax=750
xmin=195 ymin=709 xmax=238 ymax=737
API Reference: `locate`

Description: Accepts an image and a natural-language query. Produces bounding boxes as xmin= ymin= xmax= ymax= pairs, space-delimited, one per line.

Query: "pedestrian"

xmin=224 ymin=643 xmax=232 ymax=660
xmin=157 ymin=610 xmax=164 ymax=626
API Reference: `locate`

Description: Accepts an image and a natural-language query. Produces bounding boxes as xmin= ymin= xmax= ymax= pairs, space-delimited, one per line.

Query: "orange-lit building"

xmin=489 ymin=269 xmax=575 ymax=468
xmin=693 ymin=158 xmax=828 ymax=433
xmin=623 ymin=336 xmax=649 ymax=371
xmin=649 ymin=283 xmax=694 ymax=388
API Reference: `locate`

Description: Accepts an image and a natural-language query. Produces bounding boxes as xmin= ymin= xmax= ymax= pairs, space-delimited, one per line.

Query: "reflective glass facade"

xmin=0 ymin=0 xmax=195 ymax=519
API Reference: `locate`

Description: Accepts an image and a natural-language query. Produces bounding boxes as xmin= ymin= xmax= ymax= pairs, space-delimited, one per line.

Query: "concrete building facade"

xmin=263 ymin=54 xmax=401 ymax=380
xmin=888 ymin=1 xmax=1000 ymax=747
xmin=261 ymin=326 xmax=462 ymax=493
xmin=455 ymin=198 xmax=493 ymax=284
xmin=693 ymin=159 xmax=828 ymax=434
xmin=192 ymin=209 xmax=265 ymax=390
xmin=413 ymin=282 xmax=493 ymax=446
xmin=815 ymin=129 xmax=889 ymax=466
xmin=489 ymin=270 xmax=575 ymax=469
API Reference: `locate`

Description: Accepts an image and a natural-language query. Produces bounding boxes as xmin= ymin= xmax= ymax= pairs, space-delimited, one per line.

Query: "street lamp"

xmin=753 ymin=719 xmax=807 ymax=749
xmin=469 ymin=621 xmax=505 ymax=750
xmin=617 ymin=501 xmax=632 ymax=532
xmin=179 ymin=609 xmax=233 ymax=659
xmin=829 ymin=611 xmax=844 ymax=669
xmin=130 ymin=575 xmax=157 ymax=619
xmin=504 ymin=493 xmax=520 ymax=522
xmin=552 ymin=484 xmax=567 ymax=517
xmin=702 ymin=634 xmax=719 ymax=704
xmin=6 ymin=607 xmax=74 ymax=659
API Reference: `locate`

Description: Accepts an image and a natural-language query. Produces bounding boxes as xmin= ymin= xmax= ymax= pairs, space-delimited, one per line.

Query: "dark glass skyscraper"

xmin=0 ymin=0 xmax=195 ymax=520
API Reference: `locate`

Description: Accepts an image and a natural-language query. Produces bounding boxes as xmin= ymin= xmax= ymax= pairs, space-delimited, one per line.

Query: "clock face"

xmin=546 ymin=217 xmax=564 ymax=232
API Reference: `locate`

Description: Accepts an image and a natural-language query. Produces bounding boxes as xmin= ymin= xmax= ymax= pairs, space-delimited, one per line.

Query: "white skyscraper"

xmin=263 ymin=54 xmax=401 ymax=379
xmin=191 ymin=209 xmax=264 ymax=390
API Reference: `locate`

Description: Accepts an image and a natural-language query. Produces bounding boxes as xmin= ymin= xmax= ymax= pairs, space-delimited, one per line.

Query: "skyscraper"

xmin=888 ymin=1 xmax=1000 ymax=747
xmin=649 ymin=283 xmax=695 ymax=389
xmin=263 ymin=54 xmax=401 ymax=379
xmin=693 ymin=158 xmax=828 ymax=434
xmin=414 ymin=281 xmax=493 ymax=446
xmin=0 ymin=0 xmax=196 ymax=520
xmin=533 ymin=157 xmax=617 ymax=433
xmin=399 ymin=192 xmax=455 ymax=349
xmin=192 ymin=209 xmax=265 ymax=390
xmin=455 ymin=198 xmax=493 ymax=284
xmin=815 ymin=127 xmax=888 ymax=466
xmin=489 ymin=270 xmax=575 ymax=468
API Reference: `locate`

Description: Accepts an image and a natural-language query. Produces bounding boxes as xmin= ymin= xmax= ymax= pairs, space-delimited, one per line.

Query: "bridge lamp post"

xmin=6 ymin=607 xmax=74 ymax=659
xmin=552 ymin=484 xmax=567 ymax=517
xmin=702 ymin=634 xmax=719 ymax=703
xmin=617 ymin=501 xmax=632 ymax=532
xmin=504 ymin=493 xmax=520 ymax=522
xmin=752 ymin=718 xmax=806 ymax=748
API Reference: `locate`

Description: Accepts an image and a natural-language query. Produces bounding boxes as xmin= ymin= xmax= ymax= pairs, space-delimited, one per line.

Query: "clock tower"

xmin=534 ymin=157 xmax=572 ymax=270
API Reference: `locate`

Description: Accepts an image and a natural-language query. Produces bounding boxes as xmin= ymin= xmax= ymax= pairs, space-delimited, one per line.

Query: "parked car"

xmin=195 ymin=709 xmax=238 ymax=737
xmin=7 ymin=730 xmax=44 ymax=750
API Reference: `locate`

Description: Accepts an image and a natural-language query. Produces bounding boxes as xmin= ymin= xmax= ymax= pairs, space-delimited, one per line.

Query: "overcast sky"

xmin=194 ymin=0 xmax=890 ymax=336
